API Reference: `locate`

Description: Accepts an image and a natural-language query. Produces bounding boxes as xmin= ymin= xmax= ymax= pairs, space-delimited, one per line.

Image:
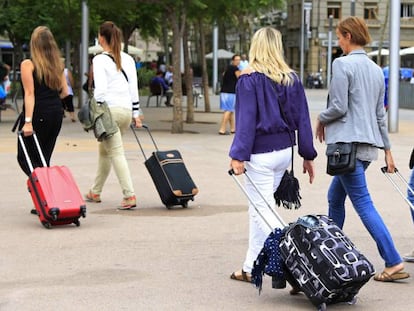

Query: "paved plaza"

xmin=0 ymin=89 xmax=413 ymax=310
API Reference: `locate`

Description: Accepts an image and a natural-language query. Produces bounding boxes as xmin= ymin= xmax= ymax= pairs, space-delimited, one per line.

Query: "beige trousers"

xmin=91 ymin=107 xmax=135 ymax=198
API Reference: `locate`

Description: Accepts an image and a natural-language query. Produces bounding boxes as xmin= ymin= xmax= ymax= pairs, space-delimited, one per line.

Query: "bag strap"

xmin=272 ymin=82 xmax=294 ymax=174
xmin=103 ymin=53 xmax=128 ymax=82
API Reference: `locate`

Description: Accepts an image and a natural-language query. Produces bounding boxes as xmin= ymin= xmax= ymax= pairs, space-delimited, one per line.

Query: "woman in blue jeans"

xmin=316 ymin=16 xmax=409 ymax=282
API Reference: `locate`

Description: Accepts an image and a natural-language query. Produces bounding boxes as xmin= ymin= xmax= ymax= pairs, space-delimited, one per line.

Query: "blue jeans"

xmin=409 ymin=170 xmax=414 ymax=223
xmin=328 ymin=160 xmax=402 ymax=267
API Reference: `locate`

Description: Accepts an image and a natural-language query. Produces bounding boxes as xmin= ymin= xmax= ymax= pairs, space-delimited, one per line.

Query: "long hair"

xmin=99 ymin=21 xmax=122 ymax=70
xmin=249 ymin=27 xmax=294 ymax=85
xmin=30 ymin=26 xmax=63 ymax=90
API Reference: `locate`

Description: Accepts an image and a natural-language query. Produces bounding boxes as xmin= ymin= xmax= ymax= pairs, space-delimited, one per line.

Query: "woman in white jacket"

xmin=86 ymin=21 xmax=142 ymax=209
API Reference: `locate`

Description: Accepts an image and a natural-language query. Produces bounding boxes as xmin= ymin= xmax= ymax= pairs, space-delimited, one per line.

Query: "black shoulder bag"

xmin=324 ymin=95 xmax=357 ymax=176
xmin=272 ymin=84 xmax=302 ymax=209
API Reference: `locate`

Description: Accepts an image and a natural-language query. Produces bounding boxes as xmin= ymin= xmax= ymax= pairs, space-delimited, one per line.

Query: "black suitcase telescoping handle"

xmin=17 ymin=131 xmax=47 ymax=173
xmin=228 ymin=169 xmax=287 ymax=229
xmin=381 ymin=166 xmax=414 ymax=210
xmin=130 ymin=124 xmax=159 ymax=161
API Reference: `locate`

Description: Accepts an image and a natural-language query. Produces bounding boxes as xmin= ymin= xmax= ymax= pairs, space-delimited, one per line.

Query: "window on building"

xmin=401 ymin=3 xmax=414 ymax=18
xmin=364 ymin=3 xmax=378 ymax=20
xmin=327 ymin=2 xmax=341 ymax=19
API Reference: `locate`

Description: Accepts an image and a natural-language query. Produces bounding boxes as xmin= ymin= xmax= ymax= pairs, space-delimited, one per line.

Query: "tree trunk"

xmin=170 ymin=9 xmax=184 ymax=133
xmin=183 ymin=21 xmax=194 ymax=123
xmin=162 ymin=13 xmax=170 ymax=65
xmin=199 ymin=18 xmax=210 ymax=112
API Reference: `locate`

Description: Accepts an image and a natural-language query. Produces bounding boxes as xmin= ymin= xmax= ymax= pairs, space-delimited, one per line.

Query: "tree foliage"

xmin=0 ymin=0 xmax=286 ymax=132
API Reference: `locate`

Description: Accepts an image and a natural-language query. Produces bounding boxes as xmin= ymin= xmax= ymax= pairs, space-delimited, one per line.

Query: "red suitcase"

xmin=18 ymin=132 xmax=86 ymax=229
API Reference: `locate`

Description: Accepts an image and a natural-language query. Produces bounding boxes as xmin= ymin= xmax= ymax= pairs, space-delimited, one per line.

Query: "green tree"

xmin=0 ymin=0 xmax=59 ymax=72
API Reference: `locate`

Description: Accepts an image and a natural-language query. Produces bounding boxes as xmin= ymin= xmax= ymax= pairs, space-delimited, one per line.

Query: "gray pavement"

xmin=0 ymin=89 xmax=414 ymax=310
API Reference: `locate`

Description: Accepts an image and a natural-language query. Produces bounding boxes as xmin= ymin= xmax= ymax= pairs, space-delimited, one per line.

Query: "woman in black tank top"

xmin=17 ymin=26 xmax=68 ymax=177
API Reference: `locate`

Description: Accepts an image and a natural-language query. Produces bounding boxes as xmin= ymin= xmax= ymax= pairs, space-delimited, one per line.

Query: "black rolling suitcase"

xmin=131 ymin=124 xmax=198 ymax=209
xmin=230 ymin=170 xmax=374 ymax=311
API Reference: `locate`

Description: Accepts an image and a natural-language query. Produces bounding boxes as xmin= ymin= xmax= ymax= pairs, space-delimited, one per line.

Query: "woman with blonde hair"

xmin=17 ymin=26 xmax=68 ymax=181
xmin=229 ymin=27 xmax=317 ymax=282
xmin=85 ymin=21 xmax=142 ymax=209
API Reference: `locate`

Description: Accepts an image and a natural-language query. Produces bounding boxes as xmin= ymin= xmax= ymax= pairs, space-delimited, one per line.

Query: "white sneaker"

xmin=403 ymin=250 xmax=414 ymax=262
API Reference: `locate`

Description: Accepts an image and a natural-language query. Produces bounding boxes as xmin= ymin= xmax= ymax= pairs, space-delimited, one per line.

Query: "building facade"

xmin=284 ymin=0 xmax=414 ymax=80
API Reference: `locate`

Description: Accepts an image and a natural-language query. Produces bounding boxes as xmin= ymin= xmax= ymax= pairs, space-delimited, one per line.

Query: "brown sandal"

xmin=374 ymin=270 xmax=410 ymax=282
xmin=230 ymin=269 xmax=252 ymax=283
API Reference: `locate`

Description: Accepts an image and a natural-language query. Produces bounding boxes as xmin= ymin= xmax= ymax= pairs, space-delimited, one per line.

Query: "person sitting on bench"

xmin=150 ymin=70 xmax=173 ymax=107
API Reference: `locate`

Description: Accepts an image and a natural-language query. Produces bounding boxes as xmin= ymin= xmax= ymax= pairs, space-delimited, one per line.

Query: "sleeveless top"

xmin=22 ymin=70 xmax=62 ymax=115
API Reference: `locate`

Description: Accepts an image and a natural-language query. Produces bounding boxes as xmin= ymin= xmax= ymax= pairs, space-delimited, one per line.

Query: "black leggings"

xmin=62 ymin=95 xmax=74 ymax=112
xmin=17 ymin=110 xmax=63 ymax=176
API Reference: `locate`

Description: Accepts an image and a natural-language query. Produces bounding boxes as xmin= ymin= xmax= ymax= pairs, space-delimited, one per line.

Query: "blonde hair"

xmin=249 ymin=27 xmax=294 ymax=85
xmin=99 ymin=21 xmax=122 ymax=70
xmin=30 ymin=26 xmax=64 ymax=90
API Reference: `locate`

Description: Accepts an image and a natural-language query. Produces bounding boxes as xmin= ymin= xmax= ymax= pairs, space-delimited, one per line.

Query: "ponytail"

xmin=99 ymin=21 xmax=122 ymax=70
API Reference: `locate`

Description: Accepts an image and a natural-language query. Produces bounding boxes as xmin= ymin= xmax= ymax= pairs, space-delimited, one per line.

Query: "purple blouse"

xmin=229 ymin=72 xmax=317 ymax=161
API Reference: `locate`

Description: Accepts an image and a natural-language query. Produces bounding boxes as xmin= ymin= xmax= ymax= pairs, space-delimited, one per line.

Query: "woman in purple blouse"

xmin=229 ymin=27 xmax=317 ymax=284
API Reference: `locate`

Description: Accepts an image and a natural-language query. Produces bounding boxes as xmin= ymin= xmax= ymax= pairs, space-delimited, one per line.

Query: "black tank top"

xmin=22 ymin=70 xmax=62 ymax=114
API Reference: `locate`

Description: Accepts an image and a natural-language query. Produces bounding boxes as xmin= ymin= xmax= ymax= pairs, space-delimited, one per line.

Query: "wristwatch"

xmin=25 ymin=117 xmax=32 ymax=123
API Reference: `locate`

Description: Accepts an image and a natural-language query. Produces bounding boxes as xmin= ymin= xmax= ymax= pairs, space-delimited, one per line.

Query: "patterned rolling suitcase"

xmin=18 ymin=132 xmax=86 ymax=229
xmin=130 ymin=124 xmax=198 ymax=209
xmin=230 ymin=170 xmax=374 ymax=311
xmin=280 ymin=215 xmax=375 ymax=310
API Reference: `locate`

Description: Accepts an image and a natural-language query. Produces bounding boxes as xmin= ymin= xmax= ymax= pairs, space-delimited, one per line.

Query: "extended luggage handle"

xmin=17 ymin=131 xmax=47 ymax=173
xmin=130 ymin=123 xmax=159 ymax=161
xmin=229 ymin=169 xmax=287 ymax=229
xmin=381 ymin=166 xmax=414 ymax=209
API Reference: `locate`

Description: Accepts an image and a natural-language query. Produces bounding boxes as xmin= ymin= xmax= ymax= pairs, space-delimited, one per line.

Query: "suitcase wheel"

xmin=347 ymin=297 xmax=357 ymax=305
xmin=42 ymin=221 xmax=52 ymax=229
xmin=181 ymin=201 xmax=188 ymax=208
xmin=317 ymin=303 xmax=327 ymax=311
xmin=80 ymin=205 xmax=87 ymax=218
xmin=166 ymin=205 xmax=173 ymax=210
xmin=73 ymin=219 xmax=80 ymax=227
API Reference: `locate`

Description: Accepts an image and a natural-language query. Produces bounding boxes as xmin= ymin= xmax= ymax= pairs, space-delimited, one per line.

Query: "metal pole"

xmin=80 ymin=0 xmax=89 ymax=106
xmin=300 ymin=0 xmax=305 ymax=84
xmin=327 ymin=16 xmax=333 ymax=89
xmin=212 ymin=21 xmax=218 ymax=94
xmin=388 ymin=0 xmax=400 ymax=133
xmin=351 ymin=0 xmax=356 ymax=16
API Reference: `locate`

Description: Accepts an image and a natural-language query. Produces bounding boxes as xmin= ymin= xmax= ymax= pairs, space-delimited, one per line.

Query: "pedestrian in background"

xmin=85 ymin=21 xmax=142 ymax=210
xmin=150 ymin=70 xmax=172 ymax=107
xmin=238 ymin=54 xmax=249 ymax=71
xmin=229 ymin=27 xmax=316 ymax=283
xmin=62 ymin=62 xmax=76 ymax=122
xmin=315 ymin=16 xmax=409 ymax=282
xmin=17 ymin=26 xmax=69 ymax=215
xmin=218 ymin=54 xmax=240 ymax=135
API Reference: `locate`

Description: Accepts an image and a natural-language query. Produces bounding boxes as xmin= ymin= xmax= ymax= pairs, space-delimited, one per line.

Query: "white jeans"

xmin=242 ymin=148 xmax=291 ymax=273
xmin=91 ymin=107 xmax=135 ymax=198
